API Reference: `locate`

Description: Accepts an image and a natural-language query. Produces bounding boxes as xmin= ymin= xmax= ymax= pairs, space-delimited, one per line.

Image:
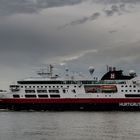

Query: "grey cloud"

xmin=104 ymin=5 xmax=121 ymax=16
xmin=0 ymin=0 xmax=83 ymax=16
xmin=61 ymin=12 xmax=100 ymax=28
xmin=92 ymin=0 xmax=140 ymax=4
xmin=108 ymin=30 xmax=117 ymax=34
xmin=0 ymin=0 xmax=140 ymax=89
xmin=119 ymin=3 xmax=125 ymax=10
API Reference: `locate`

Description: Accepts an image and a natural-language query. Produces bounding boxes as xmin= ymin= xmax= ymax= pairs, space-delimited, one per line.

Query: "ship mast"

xmin=37 ymin=64 xmax=54 ymax=78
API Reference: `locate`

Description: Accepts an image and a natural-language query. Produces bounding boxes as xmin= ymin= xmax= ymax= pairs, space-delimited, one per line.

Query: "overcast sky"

xmin=1 ymin=0 xmax=140 ymax=89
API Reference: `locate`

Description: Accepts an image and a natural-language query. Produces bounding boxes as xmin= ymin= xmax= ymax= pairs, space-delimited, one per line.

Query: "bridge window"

xmin=25 ymin=94 xmax=36 ymax=98
xmin=25 ymin=90 xmax=35 ymax=93
xmin=13 ymin=94 xmax=20 ymax=98
xmin=49 ymin=90 xmax=59 ymax=93
xmin=37 ymin=90 xmax=47 ymax=93
xmin=38 ymin=94 xmax=48 ymax=98
xmin=50 ymin=94 xmax=60 ymax=98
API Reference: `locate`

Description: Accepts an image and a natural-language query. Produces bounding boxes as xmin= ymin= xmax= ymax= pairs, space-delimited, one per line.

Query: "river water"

xmin=0 ymin=111 xmax=140 ymax=140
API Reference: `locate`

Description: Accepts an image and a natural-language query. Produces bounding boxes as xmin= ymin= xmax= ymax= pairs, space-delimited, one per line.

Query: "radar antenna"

xmin=37 ymin=64 xmax=54 ymax=78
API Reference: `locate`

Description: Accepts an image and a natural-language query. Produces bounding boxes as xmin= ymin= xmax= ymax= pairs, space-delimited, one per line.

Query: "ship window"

xmin=45 ymin=86 xmax=47 ymax=88
xmin=125 ymin=85 xmax=127 ymax=87
xmin=49 ymin=86 xmax=51 ymax=88
xmin=63 ymin=90 xmax=66 ymax=93
xmin=29 ymin=86 xmax=31 ymax=88
xmin=38 ymin=94 xmax=48 ymax=98
xmin=25 ymin=90 xmax=35 ymax=93
xmin=57 ymin=86 xmax=59 ymax=88
xmin=41 ymin=86 xmax=43 ymax=88
xmin=121 ymin=90 xmax=124 ymax=92
xmin=134 ymin=90 xmax=136 ymax=92
xmin=25 ymin=86 xmax=27 ymax=88
xmin=133 ymin=85 xmax=136 ymax=88
xmin=121 ymin=85 xmax=124 ymax=87
xmin=25 ymin=94 xmax=36 ymax=98
xmin=138 ymin=90 xmax=140 ymax=92
xmin=129 ymin=90 xmax=132 ymax=92
xmin=11 ymin=89 xmax=20 ymax=92
xmin=74 ymin=86 xmax=77 ymax=88
xmin=21 ymin=86 xmax=23 ymax=88
xmin=50 ymin=94 xmax=60 ymax=98
xmin=10 ymin=85 xmax=20 ymax=88
xmin=37 ymin=86 xmax=39 ymax=88
xmin=13 ymin=94 xmax=20 ymax=98
xmin=129 ymin=85 xmax=132 ymax=87
xmin=67 ymin=86 xmax=69 ymax=88
xmin=33 ymin=86 xmax=35 ymax=88
xmin=125 ymin=90 xmax=128 ymax=92
xmin=37 ymin=90 xmax=47 ymax=93
xmin=49 ymin=90 xmax=59 ymax=93
xmin=72 ymin=89 xmax=76 ymax=93
xmin=125 ymin=94 xmax=140 ymax=97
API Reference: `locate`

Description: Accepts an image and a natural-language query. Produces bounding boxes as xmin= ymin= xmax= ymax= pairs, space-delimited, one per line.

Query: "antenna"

xmin=37 ymin=64 xmax=54 ymax=78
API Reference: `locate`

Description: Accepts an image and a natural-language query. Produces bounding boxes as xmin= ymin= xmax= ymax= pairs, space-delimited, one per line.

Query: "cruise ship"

xmin=0 ymin=65 xmax=140 ymax=111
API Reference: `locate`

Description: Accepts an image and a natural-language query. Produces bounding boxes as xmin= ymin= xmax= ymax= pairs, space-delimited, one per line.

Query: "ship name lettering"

xmin=119 ymin=103 xmax=140 ymax=106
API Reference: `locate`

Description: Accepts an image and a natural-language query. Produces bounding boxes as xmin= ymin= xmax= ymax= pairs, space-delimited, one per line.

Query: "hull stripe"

xmin=1 ymin=98 xmax=140 ymax=104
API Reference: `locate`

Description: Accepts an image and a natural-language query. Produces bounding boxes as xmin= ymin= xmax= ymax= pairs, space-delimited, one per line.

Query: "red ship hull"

xmin=0 ymin=98 xmax=140 ymax=111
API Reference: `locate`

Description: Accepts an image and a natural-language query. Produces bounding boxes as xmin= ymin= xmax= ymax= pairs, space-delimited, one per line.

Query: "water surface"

xmin=0 ymin=111 xmax=140 ymax=140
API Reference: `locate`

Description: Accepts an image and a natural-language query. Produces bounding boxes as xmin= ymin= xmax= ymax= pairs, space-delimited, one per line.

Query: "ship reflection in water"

xmin=0 ymin=111 xmax=140 ymax=140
